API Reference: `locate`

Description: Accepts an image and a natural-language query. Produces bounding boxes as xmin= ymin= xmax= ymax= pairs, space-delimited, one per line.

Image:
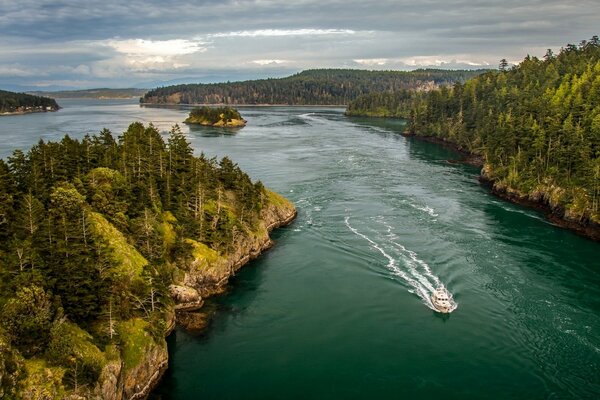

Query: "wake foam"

xmin=345 ymin=216 xmax=456 ymax=312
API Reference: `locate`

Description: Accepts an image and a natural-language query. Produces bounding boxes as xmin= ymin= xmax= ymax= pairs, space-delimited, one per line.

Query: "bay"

xmin=1 ymin=99 xmax=598 ymax=399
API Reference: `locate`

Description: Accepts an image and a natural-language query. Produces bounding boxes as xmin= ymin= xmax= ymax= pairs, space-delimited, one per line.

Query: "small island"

xmin=0 ymin=89 xmax=60 ymax=115
xmin=184 ymin=106 xmax=246 ymax=127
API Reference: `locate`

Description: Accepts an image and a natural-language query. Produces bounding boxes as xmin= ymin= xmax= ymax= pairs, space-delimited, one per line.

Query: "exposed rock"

xmin=122 ymin=340 xmax=168 ymax=400
xmin=176 ymin=311 xmax=211 ymax=331
xmin=93 ymin=360 xmax=122 ymax=400
xmin=169 ymin=284 xmax=201 ymax=304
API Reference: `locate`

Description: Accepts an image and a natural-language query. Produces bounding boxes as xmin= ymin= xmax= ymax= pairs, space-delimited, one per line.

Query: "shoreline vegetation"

xmin=184 ymin=106 xmax=247 ymax=128
xmin=348 ymin=37 xmax=600 ymax=241
xmin=27 ymin=88 xmax=148 ymax=100
xmin=0 ymin=122 xmax=295 ymax=399
xmin=401 ymin=132 xmax=600 ymax=241
xmin=140 ymin=69 xmax=486 ymax=106
xmin=0 ymin=89 xmax=60 ymax=116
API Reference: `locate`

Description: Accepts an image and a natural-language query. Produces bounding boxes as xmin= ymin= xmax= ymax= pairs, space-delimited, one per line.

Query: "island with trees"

xmin=346 ymin=37 xmax=600 ymax=240
xmin=140 ymin=69 xmax=486 ymax=106
xmin=0 ymin=123 xmax=295 ymax=398
xmin=0 ymin=90 xmax=60 ymax=115
xmin=184 ymin=106 xmax=247 ymax=127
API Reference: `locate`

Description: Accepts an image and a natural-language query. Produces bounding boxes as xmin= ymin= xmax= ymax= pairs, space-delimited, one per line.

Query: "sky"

xmin=1 ymin=0 xmax=598 ymax=90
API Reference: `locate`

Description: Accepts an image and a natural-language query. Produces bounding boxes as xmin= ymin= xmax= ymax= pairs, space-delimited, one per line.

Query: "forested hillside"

xmin=345 ymin=90 xmax=417 ymax=118
xmin=0 ymin=90 xmax=59 ymax=114
xmin=141 ymin=69 xmax=485 ymax=105
xmin=406 ymin=37 xmax=600 ymax=229
xmin=0 ymin=123 xmax=293 ymax=398
xmin=28 ymin=88 xmax=147 ymax=99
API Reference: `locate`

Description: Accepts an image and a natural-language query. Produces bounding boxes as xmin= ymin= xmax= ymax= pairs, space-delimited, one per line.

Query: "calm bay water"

xmin=1 ymin=99 xmax=599 ymax=399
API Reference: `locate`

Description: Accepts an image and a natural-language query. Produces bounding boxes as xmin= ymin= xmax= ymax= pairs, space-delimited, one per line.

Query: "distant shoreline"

xmin=0 ymin=108 xmax=59 ymax=117
xmin=140 ymin=102 xmax=347 ymax=108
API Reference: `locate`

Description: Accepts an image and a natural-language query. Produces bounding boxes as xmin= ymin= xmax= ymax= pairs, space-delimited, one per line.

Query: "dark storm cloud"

xmin=1 ymin=0 xmax=598 ymax=89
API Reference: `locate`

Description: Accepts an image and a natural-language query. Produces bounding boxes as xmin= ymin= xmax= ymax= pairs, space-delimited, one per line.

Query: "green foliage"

xmin=0 ymin=120 xmax=276 ymax=394
xmin=406 ymin=37 xmax=600 ymax=223
xmin=0 ymin=285 xmax=55 ymax=356
xmin=0 ymin=89 xmax=59 ymax=114
xmin=0 ymin=329 xmax=24 ymax=399
xmin=142 ymin=69 xmax=487 ymax=105
xmin=116 ymin=318 xmax=154 ymax=371
xmin=185 ymin=106 xmax=244 ymax=124
xmin=46 ymin=320 xmax=106 ymax=388
xmin=346 ymin=90 xmax=417 ymax=118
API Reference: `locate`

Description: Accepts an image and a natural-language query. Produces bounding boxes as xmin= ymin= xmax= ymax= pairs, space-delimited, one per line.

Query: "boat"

xmin=431 ymin=285 xmax=454 ymax=313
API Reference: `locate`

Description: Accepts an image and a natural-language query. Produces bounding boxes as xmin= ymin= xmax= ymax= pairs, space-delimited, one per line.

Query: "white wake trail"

xmin=345 ymin=216 xmax=435 ymax=309
xmin=379 ymin=220 xmax=442 ymax=290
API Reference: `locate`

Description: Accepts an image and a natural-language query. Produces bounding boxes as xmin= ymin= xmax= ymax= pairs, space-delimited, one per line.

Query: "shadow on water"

xmin=186 ymin=124 xmax=244 ymax=136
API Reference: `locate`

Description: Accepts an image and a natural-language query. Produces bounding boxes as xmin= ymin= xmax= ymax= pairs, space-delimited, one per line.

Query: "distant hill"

xmin=28 ymin=88 xmax=147 ymax=99
xmin=140 ymin=69 xmax=488 ymax=106
xmin=0 ymin=89 xmax=59 ymax=114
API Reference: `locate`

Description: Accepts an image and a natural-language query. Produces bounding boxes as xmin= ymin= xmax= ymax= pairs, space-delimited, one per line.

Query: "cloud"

xmin=211 ymin=29 xmax=356 ymax=38
xmin=0 ymin=0 xmax=599 ymax=88
xmin=104 ymin=39 xmax=207 ymax=57
xmin=251 ymin=59 xmax=288 ymax=65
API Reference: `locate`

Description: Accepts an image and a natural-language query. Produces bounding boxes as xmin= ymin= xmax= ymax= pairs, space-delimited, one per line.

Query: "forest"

xmin=350 ymin=37 xmax=599 ymax=227
xmin=0 ymin=90 xmax=59 ymax=114
xmin=141 ymin=69 xmax=486 ymax=105
xmin=185 ymin=106 xmax=245 ymax=126
xmin=345 ymin=89 xmax=417 ymax=118
xmin=0 ymin=123 xmax=275 ymax=397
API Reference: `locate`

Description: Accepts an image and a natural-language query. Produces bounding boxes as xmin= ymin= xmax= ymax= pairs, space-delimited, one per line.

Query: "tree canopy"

xmin=141 ymin=69 xmax=486 ymax=106
xmin=404 ymin=37 xmax=600 ymax=225
xmin=0 ymin=90 xmax=59 ymax=114
xmin=0 ymin=122 xmax=270 ymax=396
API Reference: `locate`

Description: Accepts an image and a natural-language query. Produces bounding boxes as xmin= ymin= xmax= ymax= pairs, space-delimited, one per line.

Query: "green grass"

xmin=161 ymin=211 xmax=177 ymax=249
xmin=21 ymin=359 xmax=66 ymax=399
xmin=265 ymin=189 xmax=290 ymax=207
xmin=186 ymin=239 xmax=220 ymax=269
xmin=116 ymin=318 xmax=154 ymax=371
xmin=89 ymin=212 xmax=148 ymax=279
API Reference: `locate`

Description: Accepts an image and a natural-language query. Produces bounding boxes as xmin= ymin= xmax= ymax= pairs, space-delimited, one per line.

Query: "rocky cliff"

xmin=171 ymin=190 xmax=296 ymax=329
xmin=96 ymin=190 xmax=296 ymax=399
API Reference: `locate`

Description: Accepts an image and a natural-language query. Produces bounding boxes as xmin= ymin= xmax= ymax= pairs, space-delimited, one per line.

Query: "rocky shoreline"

xmin=126 ymin=195 xmax=297 ymax=399
xmin=402 ymin=131 xmax=600 ymax=242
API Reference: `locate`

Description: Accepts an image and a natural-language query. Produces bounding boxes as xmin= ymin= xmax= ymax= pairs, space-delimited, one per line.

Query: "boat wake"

xmin=344 ymin=216 xmax=457 ymax=312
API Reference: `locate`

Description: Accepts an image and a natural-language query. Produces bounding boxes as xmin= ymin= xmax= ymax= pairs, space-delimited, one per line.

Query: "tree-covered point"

xmin=345 ymin=90 xmax=417 ymax=118
xmin=0 ymin=90 xmax=59 ymax=114
xmin=185 ymin=106 xmax=246 ymax=127
xmin=408 ymin=36 xmax=600 ymax=225
xmin=0 ymin=123 xmax=270 ymax=395
xmin=141 ymin=69 xmax=487 ymax=106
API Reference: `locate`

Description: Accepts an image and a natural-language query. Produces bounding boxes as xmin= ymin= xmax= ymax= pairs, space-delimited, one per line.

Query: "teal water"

xmin=1 ymin=100 xmax=599 ymax=399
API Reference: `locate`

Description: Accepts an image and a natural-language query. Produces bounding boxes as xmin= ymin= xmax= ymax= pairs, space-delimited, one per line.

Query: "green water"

xmin=1 ymin=101 xmax=598 ymax=399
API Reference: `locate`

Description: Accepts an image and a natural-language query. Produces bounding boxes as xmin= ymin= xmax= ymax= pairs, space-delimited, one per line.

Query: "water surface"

xmin=1 ymin=100 xmax=598 ymax=399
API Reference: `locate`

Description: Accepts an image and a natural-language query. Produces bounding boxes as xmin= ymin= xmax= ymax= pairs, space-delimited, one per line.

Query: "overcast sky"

xmin=1 ymin=0 xmax=598 ymax=90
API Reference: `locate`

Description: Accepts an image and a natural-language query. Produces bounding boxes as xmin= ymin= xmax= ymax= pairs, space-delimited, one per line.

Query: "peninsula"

xmin=184 ymin=106 xmax=247 ymax=127
xmin=0 ymin=89 xmax=59 ymax=115
xmin=0 ymin=123 xmax=295 ymax=399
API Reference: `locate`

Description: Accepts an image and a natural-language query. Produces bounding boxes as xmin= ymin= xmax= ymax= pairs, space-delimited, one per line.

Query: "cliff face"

xmin=480 ymin=167 xmax=600 ymax=241
xmin=13 ymin=191 xmax=295 ymax=400
xmin=90 ymin=191 xmax=296 ymax=399
xmin=173 ymin=191 xmax=297 ymax=328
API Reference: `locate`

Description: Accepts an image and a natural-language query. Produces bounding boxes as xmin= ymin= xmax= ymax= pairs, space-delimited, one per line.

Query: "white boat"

xmin=431 ymin=286 xmax=454 ymax=313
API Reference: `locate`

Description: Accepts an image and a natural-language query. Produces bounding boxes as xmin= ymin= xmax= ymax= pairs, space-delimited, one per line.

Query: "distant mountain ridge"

xmin=141 ymin=69 xmax=488 ymax=106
